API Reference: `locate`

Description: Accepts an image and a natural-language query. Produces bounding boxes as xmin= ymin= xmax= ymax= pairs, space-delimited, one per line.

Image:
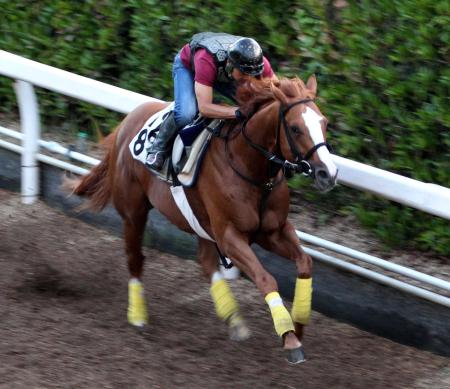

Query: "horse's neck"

xmin=246 ymin=101 xmax=279 ymax=146
xmin=221 ymin=101 xmax=280 ymax=181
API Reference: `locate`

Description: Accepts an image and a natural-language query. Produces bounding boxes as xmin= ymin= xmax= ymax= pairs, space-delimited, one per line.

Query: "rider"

xmin=146 ymin=32 xmax=278 ymax=171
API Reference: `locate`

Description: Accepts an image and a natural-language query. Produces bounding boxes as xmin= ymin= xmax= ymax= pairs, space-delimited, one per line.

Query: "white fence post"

xmin=14 ymin=81 xmax=40 ymax=204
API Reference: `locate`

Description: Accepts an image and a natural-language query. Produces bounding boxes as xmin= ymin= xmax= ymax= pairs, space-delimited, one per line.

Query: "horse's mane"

xmin=235 ymin=77 xmax=315 ymax=117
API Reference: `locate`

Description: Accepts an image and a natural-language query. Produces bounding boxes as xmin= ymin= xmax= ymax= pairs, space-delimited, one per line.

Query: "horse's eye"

xmin=291 ymin=126 xmax=303 ymax=135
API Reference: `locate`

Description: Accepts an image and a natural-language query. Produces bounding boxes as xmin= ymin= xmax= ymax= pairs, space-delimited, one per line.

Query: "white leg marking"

xmin=211 ymin=271 xmax=223 ymax=284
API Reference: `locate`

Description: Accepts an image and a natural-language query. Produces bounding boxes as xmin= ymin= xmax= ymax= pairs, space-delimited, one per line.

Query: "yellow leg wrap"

xmin=210 ymin=279 xmax=239 ymax=322
xmin=291 ymin=278 xmax=313 ymax=325
xmin=265 ymin=292 xmax=295 ymax=337
xmin=127 ymin=279 xmax=148 ymax=327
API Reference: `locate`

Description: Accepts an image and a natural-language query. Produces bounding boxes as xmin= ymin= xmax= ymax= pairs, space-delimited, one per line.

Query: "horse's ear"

xmin=306 ymin=74 xmax=317 ymax=96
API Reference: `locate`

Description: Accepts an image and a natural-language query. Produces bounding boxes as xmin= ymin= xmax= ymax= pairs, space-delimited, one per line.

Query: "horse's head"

xmin=270 ymin=76 xmax=338 ymax=192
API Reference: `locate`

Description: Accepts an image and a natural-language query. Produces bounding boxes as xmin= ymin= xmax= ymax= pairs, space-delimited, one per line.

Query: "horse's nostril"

xmin=317 ymin=170 xmax=329 ymax=180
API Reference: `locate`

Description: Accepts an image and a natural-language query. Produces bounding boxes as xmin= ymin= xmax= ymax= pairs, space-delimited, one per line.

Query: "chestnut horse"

xmin=67 ymin=75 xmax=337 ymax=363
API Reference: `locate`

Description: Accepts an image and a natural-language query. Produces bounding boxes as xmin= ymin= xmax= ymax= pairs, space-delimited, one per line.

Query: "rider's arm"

xmin=195 ymin=82 xmax=239 ymax=119
xmin=262 ymin=56 xmax=278 ymax=81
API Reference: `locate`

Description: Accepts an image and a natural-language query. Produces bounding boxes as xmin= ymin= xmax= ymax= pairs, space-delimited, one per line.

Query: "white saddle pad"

xmin=129 ymin=103 xmax=174 ymax=164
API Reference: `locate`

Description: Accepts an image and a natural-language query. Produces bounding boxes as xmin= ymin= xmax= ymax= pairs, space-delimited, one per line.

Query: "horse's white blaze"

xmin=302 ymin=107 xmax=337 ymax=178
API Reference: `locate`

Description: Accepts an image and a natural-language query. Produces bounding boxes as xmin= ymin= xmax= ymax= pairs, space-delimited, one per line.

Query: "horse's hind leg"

xmin=197 ymin=238 xmax=251 ymax=341
xmin=114 ymin=184 xmax=152 ymax=327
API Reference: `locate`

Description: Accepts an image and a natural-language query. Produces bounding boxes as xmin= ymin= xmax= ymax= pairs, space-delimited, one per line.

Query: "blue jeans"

xmin=172 ymin=53 xmax=237 ymax=128
xmin=172 ymin=54 xmax=197 ymax=128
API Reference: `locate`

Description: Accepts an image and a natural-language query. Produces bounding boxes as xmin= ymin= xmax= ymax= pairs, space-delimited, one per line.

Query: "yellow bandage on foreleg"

xmin=127 ymin=279 xmax=148 ymax=327
xmin=210 ymin=278 xmax=239 ymax=322
xmin=291 ymin=278 xmax=313 ymax=325
xmin=265 ymin=292 xmax=295 ymax=337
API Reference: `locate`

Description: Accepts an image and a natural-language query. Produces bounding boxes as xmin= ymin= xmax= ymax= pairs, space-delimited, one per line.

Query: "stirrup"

xmin=145 ymin=151 xmax=166 ymax=171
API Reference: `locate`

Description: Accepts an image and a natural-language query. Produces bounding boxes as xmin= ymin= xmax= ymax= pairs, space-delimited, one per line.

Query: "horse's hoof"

xmin=229 ymin=322 xmax=251 ymax=341
xmin=129 ymin=320 xmax=147 ymax=329
xmin=285 ymin=346 xmax=306 ymax=364
xmin=228 ymin=314 xmax=251 ymax=341
xmin=127 ymin=310 xmax=148 ymax=328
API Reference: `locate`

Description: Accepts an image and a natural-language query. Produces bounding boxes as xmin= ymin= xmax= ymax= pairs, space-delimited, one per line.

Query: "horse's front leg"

xmin=256 ymin=221 xmax=313 ymax=342
xmin=216 ymin=227 xmax=305 ymax=363
xmin=197 ymin=238 xmax=250 ymax=341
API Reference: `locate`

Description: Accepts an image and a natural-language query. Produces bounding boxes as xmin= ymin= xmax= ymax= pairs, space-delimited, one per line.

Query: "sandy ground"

xmin=1 ymin=189 xmax=449 ymax=389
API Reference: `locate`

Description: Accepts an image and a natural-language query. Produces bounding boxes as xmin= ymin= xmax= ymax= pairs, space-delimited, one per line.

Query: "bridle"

xmin=278 ymin=99 xmax=331 ymax=175
xmin=231 ymin=98 xmax=331 ymax=189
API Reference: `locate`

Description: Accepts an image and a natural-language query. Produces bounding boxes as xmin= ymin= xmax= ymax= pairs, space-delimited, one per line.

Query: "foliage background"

xmin=1 ymin=0 xmax=449 ymax=254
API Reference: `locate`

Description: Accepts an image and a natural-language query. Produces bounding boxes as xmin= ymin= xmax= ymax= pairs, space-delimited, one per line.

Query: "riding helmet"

xmin=227 ymin=38 xmax=264 ymax=76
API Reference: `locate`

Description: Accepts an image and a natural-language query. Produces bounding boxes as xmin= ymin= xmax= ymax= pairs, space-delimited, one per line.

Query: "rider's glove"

xmin=234 ymin=109 xmax=246 ymax=121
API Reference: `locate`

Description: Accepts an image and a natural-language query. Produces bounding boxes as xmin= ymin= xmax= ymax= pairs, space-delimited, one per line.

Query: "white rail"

xmin=297 ymin=231 xmax=450 ymax=292
xmin=334 ymin=156 xmax=450 ymax=219
xmin=0 ymin=138 xmax=90 ymax=175
xmin=0 ymin=125 xmax=101 ymax=166
xmin=0 ymin=50 xmax=449 ymax=307
xmin=303 ymin=247 xmax=450 ymax=308
xmin=0 ymin=50 xmax=161 ymax=113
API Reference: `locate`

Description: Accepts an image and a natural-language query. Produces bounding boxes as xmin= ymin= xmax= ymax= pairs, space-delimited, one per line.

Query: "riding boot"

xmin=145 ymin=112 xmax=178 ymax=171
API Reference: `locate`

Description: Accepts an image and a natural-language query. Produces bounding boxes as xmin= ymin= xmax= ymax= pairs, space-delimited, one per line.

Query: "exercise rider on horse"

xmin=145 ymin=32 xmax=278 ymax=171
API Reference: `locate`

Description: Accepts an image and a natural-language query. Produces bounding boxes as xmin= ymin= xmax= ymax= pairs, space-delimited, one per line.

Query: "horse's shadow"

xmin=16 ymin=262 xmax=116 ymax=303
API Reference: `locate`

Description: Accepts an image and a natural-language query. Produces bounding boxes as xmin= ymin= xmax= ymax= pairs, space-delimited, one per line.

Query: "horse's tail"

xmin=63 ymin=130 xmax=118 ymax=211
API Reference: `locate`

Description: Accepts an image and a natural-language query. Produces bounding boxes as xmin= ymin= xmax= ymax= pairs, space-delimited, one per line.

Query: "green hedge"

xmin=1 ymin=1 xmax=449 ymax=254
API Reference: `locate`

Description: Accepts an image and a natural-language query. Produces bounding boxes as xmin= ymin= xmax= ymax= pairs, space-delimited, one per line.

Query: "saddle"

xmin=129 ymin=104 xmax=224 ymax=186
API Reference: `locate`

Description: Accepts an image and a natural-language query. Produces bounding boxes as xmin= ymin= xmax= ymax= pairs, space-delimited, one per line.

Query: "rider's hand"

xmin=234 ymin=109 xmax=246 ymax=121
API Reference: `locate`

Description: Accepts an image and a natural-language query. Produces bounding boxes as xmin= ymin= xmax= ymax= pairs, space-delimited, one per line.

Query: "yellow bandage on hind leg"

xmin=291 ymin=278 xmax=313 ymax=325
xmin=127 ymin=279 xmax=148 ymax=327
xmin=265 ymin=292 xmax=295 ymax=337
xmin=210 ymin=277 xmax=239 ymax=322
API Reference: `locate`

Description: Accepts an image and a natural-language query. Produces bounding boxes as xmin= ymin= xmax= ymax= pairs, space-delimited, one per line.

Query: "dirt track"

xmin=1 ymin=189 xmax=449 ymax=389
